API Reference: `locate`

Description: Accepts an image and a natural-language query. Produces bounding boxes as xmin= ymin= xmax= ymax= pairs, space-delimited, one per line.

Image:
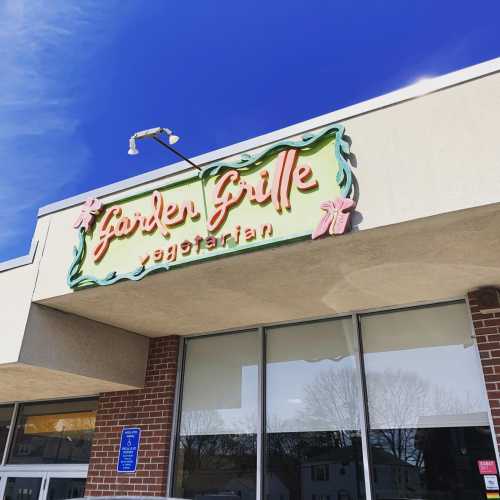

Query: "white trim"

xmin=37 ymin=56 xmax=500 ymax=218
xmin=0 ymin=241 xmax=38 ymax=273
xmin=0 ymin=465 xmax=88 ymax=474
xmin=0 ymin=470 xmax=46 ymax=500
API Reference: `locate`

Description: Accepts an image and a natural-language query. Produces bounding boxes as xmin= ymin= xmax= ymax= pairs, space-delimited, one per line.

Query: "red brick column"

xmin=85 ymin=335 xmax=179 ymax=497
xmin=468 ymin=291 xmax=500 ymax=449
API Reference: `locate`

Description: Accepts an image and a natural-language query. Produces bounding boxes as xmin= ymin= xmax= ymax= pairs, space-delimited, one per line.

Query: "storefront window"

xmin=360 ymin=302 xmax=496 ymax=500
xmin=171 ymin=302 xmax=498 ymax=500
xmin=8 ymin=399 xmax=97 ymax=464
xmin=173 ymin=331 xmax=259 ymax=500
xmin=265 ymin=318 xmax=365 ymax=500
xmin=0 ymin=405 xmax=14 ymax=459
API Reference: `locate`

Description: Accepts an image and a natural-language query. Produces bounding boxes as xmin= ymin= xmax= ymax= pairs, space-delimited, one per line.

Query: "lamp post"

xmin=128 ymin=127 xmax=201 ymax=170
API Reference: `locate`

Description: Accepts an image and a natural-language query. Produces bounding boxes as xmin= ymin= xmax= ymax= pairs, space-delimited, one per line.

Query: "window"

xmin=0 ymin=405 xmax=14 ymax=459
xmin=360 ymin=302 xmax=497 ymax=499
xmin=171 ymin=301 xmax=498 ymax=500
xmin=46 ymin=478 xmax=87 ymax=500
xmin=4 ymin=477 xmax=42 ymax=500
xmin=8 ymin=399 xmax=97 ymax=464
xmin=173 ymin=331 xmax=259 ymax=500
xmin=265 ymin=318 xmax=364 ymax=500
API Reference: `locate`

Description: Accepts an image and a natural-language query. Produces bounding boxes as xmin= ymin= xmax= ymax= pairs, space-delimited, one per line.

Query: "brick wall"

xmin=468 ymin=291 xmax=500 ymax=449
xmin=85 ymin=335 xmax=179 ymax=497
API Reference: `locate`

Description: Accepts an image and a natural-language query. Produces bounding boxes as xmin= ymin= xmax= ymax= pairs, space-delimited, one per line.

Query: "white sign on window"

xmin=484 ymin=475 xmax=499 ymax=491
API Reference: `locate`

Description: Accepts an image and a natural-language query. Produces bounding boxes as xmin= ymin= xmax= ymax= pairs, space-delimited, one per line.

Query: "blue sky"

xmin=1 ymin=0 xmax=499 ymax=261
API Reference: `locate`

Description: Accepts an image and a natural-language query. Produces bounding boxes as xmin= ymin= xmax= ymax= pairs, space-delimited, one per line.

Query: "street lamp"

xmin=128 ymin=127 xmax=200 ymax=170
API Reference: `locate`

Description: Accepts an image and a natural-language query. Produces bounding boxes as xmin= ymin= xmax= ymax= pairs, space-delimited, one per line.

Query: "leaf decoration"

xmin=133 ymin=266 xmax=145 ymax=276
xmin=105 ymin=271 xmax=117 ymax=281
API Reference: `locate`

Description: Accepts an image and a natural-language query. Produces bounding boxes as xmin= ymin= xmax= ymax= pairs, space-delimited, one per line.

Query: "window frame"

xmin=167 ymin=297 xmax=499 ymax=500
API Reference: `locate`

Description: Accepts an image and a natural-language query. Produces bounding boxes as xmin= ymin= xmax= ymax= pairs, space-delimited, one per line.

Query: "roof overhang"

xmin=36 ymin=203 xmax=500 ymax=336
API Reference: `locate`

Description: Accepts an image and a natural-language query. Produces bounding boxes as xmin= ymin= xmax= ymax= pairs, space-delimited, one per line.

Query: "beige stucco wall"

xmin=0 ymin=363 xmax=144 ymax=403
xmin=0 ymin=217 xmax=50 ymax=364
xmin=351 ymin=72 xmax=500 ymax=229
xmin=31 ymin=70 xmax=500 ymax=304
xmin=19 ymin=304 xmax=149 ymax=387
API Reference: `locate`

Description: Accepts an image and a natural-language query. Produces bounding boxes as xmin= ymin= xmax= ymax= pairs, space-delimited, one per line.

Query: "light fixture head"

xmin=128 ymin=137 xmax=139 ymax=156
xmin=162 ymin=128 xmax=180 ymax=145
xmin=168 ymin=133 xmax=180 ymax=145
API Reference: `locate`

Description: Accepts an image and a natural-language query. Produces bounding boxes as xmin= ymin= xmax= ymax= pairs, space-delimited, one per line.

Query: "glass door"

xmin=44 ymin=473 xmax=86 ymax=500
xmin=0 ymin=472 xmax=44 ymax=500
xmin=0 ymin=472 xmax=86 ymax=500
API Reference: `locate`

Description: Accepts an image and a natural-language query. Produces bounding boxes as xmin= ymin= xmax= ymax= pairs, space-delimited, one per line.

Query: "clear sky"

xmin=1 ymin=0 xmax=499 ymax=261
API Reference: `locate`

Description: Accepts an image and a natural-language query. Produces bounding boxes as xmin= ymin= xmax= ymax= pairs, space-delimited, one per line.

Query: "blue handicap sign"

xmin=117 ymin=427 xmax=141 ymax=473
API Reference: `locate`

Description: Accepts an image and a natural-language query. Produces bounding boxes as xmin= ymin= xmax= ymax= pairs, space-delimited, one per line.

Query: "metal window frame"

xmin=256 ymin=327 xmax=265 ymax=500
xmin=1 ymin=404 xmax=18 ymax=466
xmin=166 ymin=296 xmax=495 ymax=500
xmin=167 ymin=338 xmax=186 ymax=497
xmin=352 ymin=313 xmax=374 ymax=499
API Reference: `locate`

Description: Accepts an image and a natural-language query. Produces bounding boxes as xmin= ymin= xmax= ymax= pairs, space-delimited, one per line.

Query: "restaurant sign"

xmin=68 ymin=124 xmax=356 ymax=288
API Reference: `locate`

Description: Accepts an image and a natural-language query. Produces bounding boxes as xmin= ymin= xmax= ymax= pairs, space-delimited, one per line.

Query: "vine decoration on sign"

xmin=67 ymin=123 xmax=357 ymax=289
xmin=199 ymin=123 xmax=354 ymax=199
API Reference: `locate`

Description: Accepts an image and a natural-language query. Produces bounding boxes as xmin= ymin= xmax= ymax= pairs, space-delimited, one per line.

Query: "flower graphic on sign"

xmin=73 ymin=197 xmax=103 ymax=233
xmin=311 ymin=197 xmax=356 ymax=240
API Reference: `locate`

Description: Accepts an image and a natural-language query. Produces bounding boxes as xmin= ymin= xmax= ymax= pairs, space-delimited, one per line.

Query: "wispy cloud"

xmin=0 ymin=0 xmax=118 ymax=259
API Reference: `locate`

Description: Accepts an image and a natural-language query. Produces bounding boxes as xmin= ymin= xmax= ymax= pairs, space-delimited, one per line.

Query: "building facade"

xmin=2 ymin=58 xmax=500 ymax=500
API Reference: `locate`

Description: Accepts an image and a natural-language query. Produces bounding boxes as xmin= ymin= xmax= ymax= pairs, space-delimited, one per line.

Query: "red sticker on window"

xmin=478 ymin=460 xmax=498 ymax=475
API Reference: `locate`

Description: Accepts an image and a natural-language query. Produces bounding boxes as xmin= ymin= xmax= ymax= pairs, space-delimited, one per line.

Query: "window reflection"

xmin=173 ymin=332 xmax=259 ymax=500
xmin=265 ymin=319 xmax=365 ymax=500
xmin=4 ymin=477 xmax=42 ymax=500
xmin=47 ymin=478 xmax=86 ymax=500
xmin=361 ymin=302 xmax=497 ymax=499
xmin=8 ymin=399 xmax=97 ymax=464
xmin=370 ymin=426 xmax=494 ymax=498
